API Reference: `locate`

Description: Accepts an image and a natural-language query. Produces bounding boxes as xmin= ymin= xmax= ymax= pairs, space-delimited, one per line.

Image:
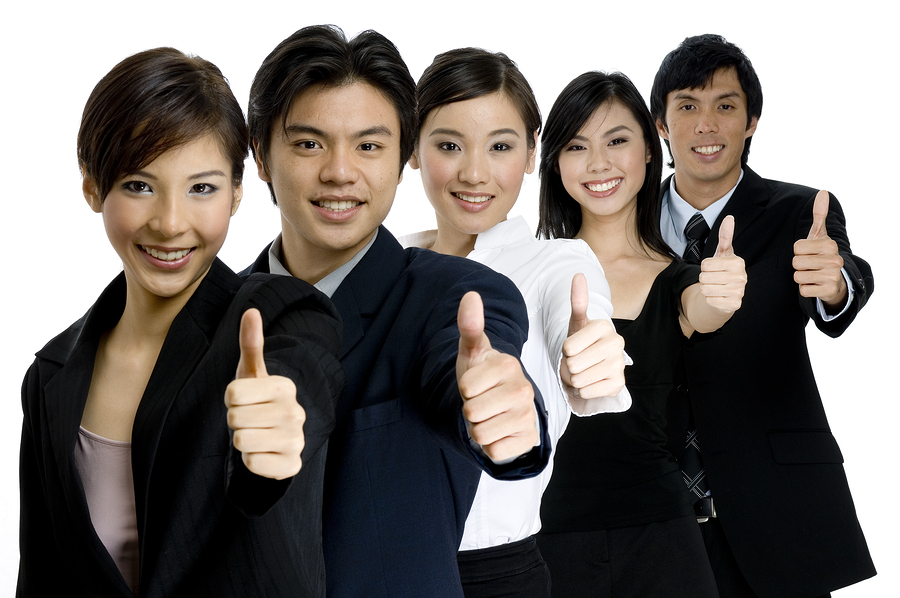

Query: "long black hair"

xmin=537 ymin=71 xmax=674 ymax=259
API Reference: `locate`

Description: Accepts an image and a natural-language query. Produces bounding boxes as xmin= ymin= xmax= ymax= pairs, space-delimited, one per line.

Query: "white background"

xmin=2 ymin=1 xmax=896 ymax=595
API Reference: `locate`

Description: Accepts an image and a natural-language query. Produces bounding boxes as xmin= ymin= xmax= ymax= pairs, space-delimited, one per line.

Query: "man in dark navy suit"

xmin=243 ymin=25 xmax=551 ymax=597
xmin=652 ymin=34 xmax=876 ymax=598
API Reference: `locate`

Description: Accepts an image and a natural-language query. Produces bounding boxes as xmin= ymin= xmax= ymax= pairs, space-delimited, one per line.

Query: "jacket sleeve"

xmin=417 ymin=266 xmax=551 ymax=481
xmin=17 ymin=363 xmax=67 ymax=596
xmin=225 ymin=274 xmax=344 ymax=517
xmin=794 ymin=191 xmax=874 ymax=338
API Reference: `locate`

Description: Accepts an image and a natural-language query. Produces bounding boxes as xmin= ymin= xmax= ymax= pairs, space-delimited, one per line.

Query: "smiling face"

xmin=257 ymin=82 xmax=403 ymax=283
xmin=657 ymin=67 xmax=758 ymax=208
xmin=558 ymin=101 xmax=651 ymax=224
xmin=410 ymin=92 xmax=535 ymax=256
xmin=86 ymin=133 xmax=238 ymax=305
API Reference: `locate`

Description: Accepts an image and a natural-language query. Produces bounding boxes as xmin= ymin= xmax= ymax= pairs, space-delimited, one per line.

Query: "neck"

xmin=673 ymin=166 xmax=741 ymax=211
xmin=430 ymin=215 xmax=481 ymax=258
xmin=576 ymin=200 xmax=654 ymax=262
xmin=116 ymin=274 xmax=200 ymax=348
xmin=280 ymin=220 xmax=373 ymax=284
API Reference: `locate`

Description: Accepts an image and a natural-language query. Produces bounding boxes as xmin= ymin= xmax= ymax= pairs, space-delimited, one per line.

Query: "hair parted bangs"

xmin=77 ymin=47 xmax=248 ymax=202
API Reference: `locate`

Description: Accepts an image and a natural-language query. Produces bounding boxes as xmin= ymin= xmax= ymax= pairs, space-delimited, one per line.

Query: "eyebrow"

xmin=571 ymin=125 xmax=634 ymax=142
xmin=427 ymin=127 xmax=521 ymax=138
xmin=284 ymin=123 xmax=394 ymax=139
xmin=672 ymin=90 xmax=742 ymax=102
xmin=130 ymin=170 xmax=227 ymax=181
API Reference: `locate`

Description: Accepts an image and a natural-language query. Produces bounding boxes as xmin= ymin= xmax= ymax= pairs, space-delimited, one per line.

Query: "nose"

xmin=587 ymin=147 xmax=611 ymax=174
xmin=694 ymin=107 xmax=719 ymax=135
xmin=149 ymin=193 xmax=188 ymax=239
xmin=459 ymin=149 xmax=489 ymax=185
xmin=320 ymin=144 xmax=359 ymax=186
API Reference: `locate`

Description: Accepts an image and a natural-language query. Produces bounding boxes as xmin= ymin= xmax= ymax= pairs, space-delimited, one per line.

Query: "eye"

xmin=122 ymin=180 xmax=152 ymax=194
xmin=359 ymin=142 xmax=380 ymax=152
xmin=565 ymin=144 xmax=586 ymax=152
xmin=190 ymin=183 xmax=219 ymax=195
xmin=293 ymin=140 xmax=321 ymax=150
xmin=679 ymin=104 xmax=696 ymax=111
xmin=438 ymin=142 xmax=460 ymax=152
xmin=491 ymin=143 xmax=512 ymax=152
xmin=608 ymin=137 xmax=628 ymax=147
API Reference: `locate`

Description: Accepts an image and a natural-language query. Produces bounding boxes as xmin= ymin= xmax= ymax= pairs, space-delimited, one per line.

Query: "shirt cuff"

xmin=816 ymin=268 xmax=855 ymax=321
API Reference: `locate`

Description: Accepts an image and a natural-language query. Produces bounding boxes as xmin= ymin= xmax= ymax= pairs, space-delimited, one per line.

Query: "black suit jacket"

xmin=18 ymin=259 xmax=344 ymax=597
xmin=244 ymin=226 xmax=550 ymax=597
xmin=664 ymin=168 xmax=876 ymax=597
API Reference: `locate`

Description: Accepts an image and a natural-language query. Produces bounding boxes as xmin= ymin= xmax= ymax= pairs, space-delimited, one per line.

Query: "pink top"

xmin=74 ymin=426 xmax=140 ymax=594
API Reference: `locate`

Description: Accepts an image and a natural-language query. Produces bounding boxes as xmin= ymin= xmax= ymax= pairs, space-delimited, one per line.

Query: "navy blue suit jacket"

xmin=244 ymin=226 xmax=550 ymax=597
xmin=664 ymin=168 xmax=875 ymax=597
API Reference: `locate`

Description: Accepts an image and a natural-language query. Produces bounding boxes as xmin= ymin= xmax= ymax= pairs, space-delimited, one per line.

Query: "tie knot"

xmin=684 ymin=213 xmax=710 ymax=241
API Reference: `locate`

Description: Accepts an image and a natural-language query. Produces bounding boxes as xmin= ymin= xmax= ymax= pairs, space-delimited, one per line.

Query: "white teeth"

xmin=586 ymin=179 xmax=621 ymax=193
xmin=318 ymin=199 xmax=360 ymax=211
xmin=694 ymin=145 xmax=723 ymax=155
xmin=453 ymin=193 xmax=491 ymax=203
xmin=143 ymin=246 xmax=190 ymax=261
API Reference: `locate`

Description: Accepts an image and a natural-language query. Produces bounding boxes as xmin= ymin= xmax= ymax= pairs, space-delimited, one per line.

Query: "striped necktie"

xmin=683 ymin=213 xmax=710 ymax=264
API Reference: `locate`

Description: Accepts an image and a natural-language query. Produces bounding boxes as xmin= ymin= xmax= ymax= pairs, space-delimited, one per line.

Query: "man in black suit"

xmin=651 ymin=34 xmax=876 ymax=598
xmin=241 ymin=25 xmax=618 ymax=597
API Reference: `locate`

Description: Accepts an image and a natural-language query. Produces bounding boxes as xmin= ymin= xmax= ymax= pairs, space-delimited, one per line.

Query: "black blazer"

xmin=18 ymin=259 xmax=344 ymax=597
xmin=664 ymin=167 xmax=876 ymax=597
xmin=244 ymin=226 xmax=551 ymax=597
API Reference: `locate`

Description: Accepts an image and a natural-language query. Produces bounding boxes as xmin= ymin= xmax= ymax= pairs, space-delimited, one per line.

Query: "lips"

xmin=585 ymin=179 xmax=621 ymax=193
xmin=452 ymin=192 xmax=493 ymax=204
xmin=140 ymin=245 xmax=193 ymax=262
xmin=315 ymin=199 xmax=361 ymax=211
xmin=693 ymin=145 xmax=724 ymax=155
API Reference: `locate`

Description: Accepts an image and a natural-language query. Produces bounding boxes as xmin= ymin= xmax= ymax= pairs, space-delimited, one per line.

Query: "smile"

xmin=316 ymin=199 xmax=361 ymax=211
xmin=140 ymin=246 xmax=193 ymax=261
xmin=693 ymin=145 xmax=723 ymax=155
xmin=585 ymin=179 xmax=621 ymax=193
xmin=452 ymin=192 xmax=492 ymax=204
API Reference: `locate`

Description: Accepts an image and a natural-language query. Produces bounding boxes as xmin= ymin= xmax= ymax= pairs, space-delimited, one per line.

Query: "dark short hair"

xmin=650 ymin=34 xmax=763 ymax=167
xmin=248 ymin=25 xmax=415 ymax=204
xmin=78 ymin=47 xmax=248 ymax=201
xmin=416 ymin=47 xmax=540 ymax=150
xmin=537 ymin=71 xmax=674 ymax=259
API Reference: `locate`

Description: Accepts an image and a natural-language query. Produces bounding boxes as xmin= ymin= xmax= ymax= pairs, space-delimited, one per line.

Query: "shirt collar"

xmin=665 ymin=169 xmax=744 ymax=240
xmin=266 ymin=230 xmax=379 ymax=298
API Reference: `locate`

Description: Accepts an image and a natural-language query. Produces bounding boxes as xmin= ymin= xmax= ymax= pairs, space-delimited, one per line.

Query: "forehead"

xmin=578 ymin=100 xmax=643 ymax=136
xmin=282 ymin=82 xmax=401 ymax=134
xmin=666 ymin=67 xmax=747 ymax=106
xmin=424 ymin=92 xmax=525 ymax=132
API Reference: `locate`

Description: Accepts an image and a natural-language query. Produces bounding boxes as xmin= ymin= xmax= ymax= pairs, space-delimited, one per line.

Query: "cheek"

xmin=557 ymin=157 xmax=581 ymax=196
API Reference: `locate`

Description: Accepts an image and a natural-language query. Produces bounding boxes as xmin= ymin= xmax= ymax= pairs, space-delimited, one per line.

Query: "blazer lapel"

xmin=703 ymin=167 xmax=770 ymax=259
xmin=130 ymin=259 xmax=239 ymax=533
xmin=330 ymin=226 xmax=406 ymax=359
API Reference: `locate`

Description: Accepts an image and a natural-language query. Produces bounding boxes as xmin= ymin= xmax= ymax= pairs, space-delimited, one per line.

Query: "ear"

xmin=408 ymin=150 xmax=420 ymax=170
xmin=252 ymin=139 xmax=271 ymax=183
xmin=744 ymin=115 xmax=759 ymax=139
xmin=645 ymin=142 xmax=653 ymax=164
xmin=231 ymin=184 xmax=243 ymax=216
xmin=655 ymin=118 xmax=669 ymax=141
xmin=525 ymin=132 xmax=537 ymax=175
xmin=82 ymin=175 xmax=103 ymax=213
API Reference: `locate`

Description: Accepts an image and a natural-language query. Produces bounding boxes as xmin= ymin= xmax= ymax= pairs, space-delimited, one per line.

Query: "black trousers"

xmin=457 ymin=536 xmax=551 ymax=598
xmin=536 ymin=515 xmax=718 ymax=598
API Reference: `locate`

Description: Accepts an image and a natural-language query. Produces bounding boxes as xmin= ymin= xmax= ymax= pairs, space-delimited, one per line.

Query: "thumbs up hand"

xmin=225 ymin=308 xmax=305 ymax=480
xmin=699 ymin=215 xmax=746 ymax=315
xmin=560 ymin=273 xmax=626 ymax=400
xmin=793 ymin=190 xmax=847 ymax=307
xmin=456 ymin=291 xmax=539 ymax=463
